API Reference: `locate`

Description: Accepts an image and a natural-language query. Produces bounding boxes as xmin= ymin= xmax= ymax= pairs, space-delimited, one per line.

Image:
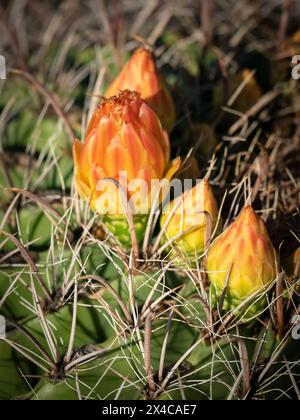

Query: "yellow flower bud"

xmin=160 ymin=180 xmax=220 ymax=264
xmin=207 ymin=206 xmax=279 ymax=315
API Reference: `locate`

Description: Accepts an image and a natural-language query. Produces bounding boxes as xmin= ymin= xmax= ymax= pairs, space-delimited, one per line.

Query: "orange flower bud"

xmin=73 ymin=90 xmax=180 ymax=247
xmin=105 ymin=48 xmax=175 ymax=130
xmin=207 ymin=206 xmax=279 ymax=315
xmin=160 ymin=180 xmax=220 ymax=264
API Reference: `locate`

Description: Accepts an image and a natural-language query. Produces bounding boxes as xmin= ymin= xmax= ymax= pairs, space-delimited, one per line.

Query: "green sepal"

xmin=102 ymin=214 xmax=148 ymax=249
xmin=210 ymin=283 xmax=269 ymax=322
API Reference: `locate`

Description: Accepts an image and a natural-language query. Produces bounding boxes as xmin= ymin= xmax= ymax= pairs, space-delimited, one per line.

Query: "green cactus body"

xmin=2 ymin=5 xmax=300 ymax=402
xmin=102 ymin=214 xmax=149 ymax=248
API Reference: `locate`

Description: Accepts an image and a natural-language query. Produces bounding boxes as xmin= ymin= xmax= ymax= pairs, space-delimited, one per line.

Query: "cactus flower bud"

xmin=207 ymin=206 xmax=279 ymax=316
xmin=105 ymin=48 xmax=175 ymax=131
xmin=73 ymin=90 xmax=180 ymax=248
xmin=160 ymin=180 xmax=220 ymax=264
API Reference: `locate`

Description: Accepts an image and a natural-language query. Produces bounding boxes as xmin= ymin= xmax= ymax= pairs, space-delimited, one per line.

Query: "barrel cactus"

xmin=0 ymin=0 xmax=300 ymax=402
